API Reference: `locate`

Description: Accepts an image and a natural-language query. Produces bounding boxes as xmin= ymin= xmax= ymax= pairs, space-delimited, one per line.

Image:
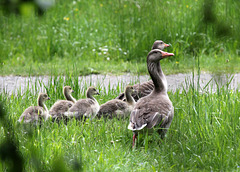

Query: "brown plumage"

xmin=116 ymin=40 xmax=170 ymax=101
xmin=128 ymin=49 xmax=174 ymax=147
xmin=49 ymin=86 xmax=76 ymax=121
xmin=97 ymin=85 xmax=135 ymax=119
xmin=18 ymin=93 xmax=50 ymax=125
xmin=64 ymin=86 xmax=100 ymax=119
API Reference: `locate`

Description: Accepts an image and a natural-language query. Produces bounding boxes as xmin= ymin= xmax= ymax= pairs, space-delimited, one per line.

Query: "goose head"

xmin=147 ymin=49 xmax=174 ymax=63
xmin=87 ymin=86 xmax=100 ymax=97
xmin=38 ymin=93 xmax=50 ymax=102
xmin=151 ymin=40 xmax=170 ymax=50
xmin=63 ymin=86 xmax=74 ymax=96
xmin=125 ymin=85 xmax=135 ymax=95
xmin=38 ymin=93 xmax=50 ymax=108
xmin=125 ymin=85 xmax=136 ymax=104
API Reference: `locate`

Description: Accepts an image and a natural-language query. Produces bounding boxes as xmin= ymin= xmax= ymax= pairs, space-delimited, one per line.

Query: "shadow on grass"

xmin=0 ymin=102 xmax=24 ymax=172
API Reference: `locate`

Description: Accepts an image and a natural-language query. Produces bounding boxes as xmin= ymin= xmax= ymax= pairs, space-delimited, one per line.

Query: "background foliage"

xmin=0 ymin=0 xmax=239 ymax=75
xmin=0 ymin=0 xmax=240 ymax=171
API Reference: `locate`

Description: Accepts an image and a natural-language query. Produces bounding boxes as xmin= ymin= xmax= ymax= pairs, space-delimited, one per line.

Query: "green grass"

xmin=0 ymin=0 xmax=240 ymax=76
xmin=0 ymin=75 xmax=240 ymax=171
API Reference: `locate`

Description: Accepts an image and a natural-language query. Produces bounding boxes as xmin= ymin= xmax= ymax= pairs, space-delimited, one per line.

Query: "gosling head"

xmin=147 ymin=49 xmax=174 ymax=63
xmin=125 ymin=85 xmax=135 ymax=95
xmin=152 ymin=40 xmax=170 ymax=50
xmin=87 ymin=86 xmax=100 ymax=96
xmin=64 ymin=86 xmax=74 ymax=95
xmin=38 ymin=93 xmax=50 ymax=102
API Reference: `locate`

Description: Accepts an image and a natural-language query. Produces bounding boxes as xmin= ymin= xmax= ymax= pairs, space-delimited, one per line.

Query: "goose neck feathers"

xmin=86 ymin=87 xmax=99 ymax=101
xmin=147 ymin=50 xmax=167 ymax=93
xmin=63 ymin=86 xmax=76 ymax=103
xmin=37 ymin=93 xmax=50 ymax=110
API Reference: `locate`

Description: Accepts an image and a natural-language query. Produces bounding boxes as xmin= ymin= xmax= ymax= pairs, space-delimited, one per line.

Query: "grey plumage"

xmin=128 ymin=49 xmax=174 ymax=146
xmin=128 ymin=93 xmax=174 ymax=137
xmin=116 ymin=40 xmax=169 ymax=102
xmin=97 ymin=85 xmax=135 ymax=119
xmin=64 ymin=86 xmax=100 ymax=119
xmin=115 ymin=81 xmax=154 ymax=101
xmin=49 ymin=86 xmax=76 ymax=121
xmin=18 ymin=93 xmax=50 ymax=125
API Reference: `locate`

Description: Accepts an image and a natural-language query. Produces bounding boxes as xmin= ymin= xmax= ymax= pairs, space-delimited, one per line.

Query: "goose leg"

xmin=132 ymin=133 xmax=137 ymax=148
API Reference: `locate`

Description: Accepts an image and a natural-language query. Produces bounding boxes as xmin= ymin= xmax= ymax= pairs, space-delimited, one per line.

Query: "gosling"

xmin=49 ymin=86 xmax=76 ymax=121
xmin=18 ymin=93 xmax=50 ymax=125
xmin=97 ymin=85 xmax=135 ymax=119
xmin=64 ymin=86 xmax=100 ymax=120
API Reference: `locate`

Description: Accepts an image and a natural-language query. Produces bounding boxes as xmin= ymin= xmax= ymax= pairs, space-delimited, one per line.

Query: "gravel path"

xmin=0 ymin=73 xmax=240 ymax=95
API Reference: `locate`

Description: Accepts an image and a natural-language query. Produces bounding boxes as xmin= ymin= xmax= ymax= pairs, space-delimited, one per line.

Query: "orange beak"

xmin=161 ymin=51 xmax=174 ymax=58
xmin=164 ymin=43 xmax=170 ymax=47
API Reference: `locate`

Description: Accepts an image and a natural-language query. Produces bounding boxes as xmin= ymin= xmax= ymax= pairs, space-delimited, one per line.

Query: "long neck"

xmin=125 ymin=90 xmax=135 ymax=105
xmin=87 ymin=92 xmax=96 ymax=102
xmin=147 ymin=61 xmax=167 ymax=93
xmin=38 ymin=98 xmax=48 ymax=112
xmin=64 ymin=92 xmax=76 ymax=103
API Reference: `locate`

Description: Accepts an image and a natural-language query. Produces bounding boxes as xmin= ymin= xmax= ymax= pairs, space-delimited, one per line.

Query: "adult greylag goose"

xmin=128 ymin=49 xmax=174 ymax=147
xmin=18 ymin=93 xmax=50 ymax=124
xmin=97 ymin=85 xmax=135 ymax=119
xmin=49 ymin=86 xmax=76 ymax=121
xmin=116 ymin=40 xmax=170 ymax=101
xmin=64 ymin=86 xmax=100 ymax=119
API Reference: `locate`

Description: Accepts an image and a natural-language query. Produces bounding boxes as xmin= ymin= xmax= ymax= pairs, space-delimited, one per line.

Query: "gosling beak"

xmin=48 ymin=97 xmax=50 ymax=100
xmin=96 ymin=91 xmax=100 ymax=95
xmin=164 ymin=43 xmax=170 ymax=47
xmin=133 ymin=89 xmax=138 ymax=94
xmin=72 ymin=90 xmax=74 ymax=93
xmin=161 ymin=51 xmax=174 ymax=58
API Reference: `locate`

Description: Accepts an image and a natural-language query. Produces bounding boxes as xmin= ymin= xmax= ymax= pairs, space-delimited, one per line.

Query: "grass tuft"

xmin=0 ymin=75 xmax=240 ymax=171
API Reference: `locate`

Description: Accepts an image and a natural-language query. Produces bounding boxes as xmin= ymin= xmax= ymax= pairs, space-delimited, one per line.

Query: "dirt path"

xmin=0 ymin=73 xmax=240 ymax=95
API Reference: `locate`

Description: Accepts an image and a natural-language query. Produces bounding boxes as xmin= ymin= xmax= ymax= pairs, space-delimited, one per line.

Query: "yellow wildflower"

xmin=75 ymin=8 xmax=79 ymax=11
xmin=176 ymin=61 xmax=179 ymax=64
xmin=124 ymin=4 xmax=127 ymax=8
xmin=100 ymin=3 xmax=103 ymax=7
xmin=63 ymin=17 xmax=70 ymax=21
xmin=186 ymin=5 xmax=189 ymax=8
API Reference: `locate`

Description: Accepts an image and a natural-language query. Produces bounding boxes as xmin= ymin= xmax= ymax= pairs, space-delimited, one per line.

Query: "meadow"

xmin=0 ymin=0 xmax=240 ymax=76
xmin=0 ymin=75 xmax=240 ymax=171
xmin=1 ymin=0 xmax=240 ymax=171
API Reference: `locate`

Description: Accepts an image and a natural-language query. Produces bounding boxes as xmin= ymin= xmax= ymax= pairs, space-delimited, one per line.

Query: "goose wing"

xmin=18 ymin=106 xmax=44 ymax=123
xmin=98 ymin=99 xmax=128 ymax=118
xmin=49 ymin=100 xmax=74 ymax=115
xmin=68 ymin=99 xmax=96 ymax=118
xmin=134 ymin=80 xmax=154 ymax=99
xmin=128 ymin=97 xmax=173 ymax=131
xmin=115 ymin=81 xmax=154 ymax=101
